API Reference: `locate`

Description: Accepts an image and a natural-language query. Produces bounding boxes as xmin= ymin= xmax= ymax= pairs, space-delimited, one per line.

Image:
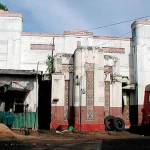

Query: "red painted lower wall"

xmin=74 ymin=124 xmax=105 ymax=131
xmin=50 ymin=106 xmax=105 ymax=131
xmin=50 ymin=123 xmax=105 ymax=131
xmin=50 ymin=105 xmax=144 ymax=131
xmin=110 ymin=107 xmax=130 ymax=126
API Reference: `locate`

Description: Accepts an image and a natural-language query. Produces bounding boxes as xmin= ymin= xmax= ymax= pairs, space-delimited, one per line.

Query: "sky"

xmin=1 ymin=0 xmax=150 ymax=37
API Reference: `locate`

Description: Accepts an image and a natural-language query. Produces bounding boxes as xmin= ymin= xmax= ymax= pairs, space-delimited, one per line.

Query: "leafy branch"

xmin=0 ymin=3 xmax=8 ymax=11
xmin=46 ymin=55 xmax=55 ymax=74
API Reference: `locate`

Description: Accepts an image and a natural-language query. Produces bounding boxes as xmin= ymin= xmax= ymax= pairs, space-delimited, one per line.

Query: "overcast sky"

xmin=1 ymin=0 xmax=150 ymax=37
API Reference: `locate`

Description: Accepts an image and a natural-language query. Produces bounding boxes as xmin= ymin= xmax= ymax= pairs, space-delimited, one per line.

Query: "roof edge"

xmin=22 ymin=32 xmax=63 ymax=37
xmin=93 ymin=36 xmax=132 ymax=41
xmin=0 ymin=10 xmax=22 ymax=18
xmin=0 ymin=69 xmax=42 ymax=75
xmin=131 ymin=20 xmax=150 ymax=28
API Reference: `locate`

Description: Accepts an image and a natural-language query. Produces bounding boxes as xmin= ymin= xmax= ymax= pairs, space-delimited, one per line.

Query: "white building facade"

xmin=0 ymin=10 xmax=149 ymax=130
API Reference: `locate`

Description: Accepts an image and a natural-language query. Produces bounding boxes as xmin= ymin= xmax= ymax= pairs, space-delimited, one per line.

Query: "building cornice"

xmin=22 ymin=32 xmax=63 ymax=37
xmin=131 ymin=20 xmax=150 ymax=28
xmin=0 ymin=10 xmax=22 ymax=18
xmin=64 ymin=29 xmax=93 ymax=36
xmin=0 ymin=69 xmax=42 ymax=75
xmin=93 ymin=36 xmax=131 ymax=41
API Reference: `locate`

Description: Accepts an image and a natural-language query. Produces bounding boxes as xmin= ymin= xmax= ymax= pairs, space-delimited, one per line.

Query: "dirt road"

xmin=0 ymin=123 xmax=150 ymax=150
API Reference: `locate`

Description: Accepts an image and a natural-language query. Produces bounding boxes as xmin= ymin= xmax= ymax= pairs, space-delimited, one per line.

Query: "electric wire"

xmin=87 ymin=15 xmax=150 ymax=31
xmin=97 ymin=31 xmax=131 ymax=47
xmin=95 ymin=24 xmax=145 ymax=47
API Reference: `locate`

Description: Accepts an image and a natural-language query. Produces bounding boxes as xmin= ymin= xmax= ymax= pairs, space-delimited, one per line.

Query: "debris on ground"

xmin=56 ymin=130 xmax=71 ymax=134
xmin=0 ymin=123 xmax=144 ymax=141
xmin=0 ymin=123 xmax=17 ymax=138
xmin=56 ymin=125 xmax=77 ymax=134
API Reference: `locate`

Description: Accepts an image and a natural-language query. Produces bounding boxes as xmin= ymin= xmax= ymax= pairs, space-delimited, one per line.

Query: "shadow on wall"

xmin=122 ymin=89 xmax=138 ymax=128
xmin=128 ymin=39 xmax=138 ymax=127
xmin=68 ymin=106 xmax=75 ymax=127
xmin=129 ymin=84 xmax=150 ymax=136
xmin=38 ymin=79 xmax=51 ymax=130
xmin=142 ymin=85 xmax=150 ymax=126
xmin=129 ymin=104 xmax=138 ymax=126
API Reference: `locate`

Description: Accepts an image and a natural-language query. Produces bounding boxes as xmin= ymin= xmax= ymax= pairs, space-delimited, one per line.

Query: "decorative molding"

xmin=85 ymin=63 xmax=95 ymax=71
xmin=104 ymin=55 xmax=119 ymax=61
xmin=102 ymin=47 xmax=125 ymax=53
xmin=86 ymin=71 xmax=94 ymax=120
xmin=64 ymin=29 xmax=93 ymax=36
xmin=98 ymin=49 xmax=103 ymax=53
xmin=22 ymin=32 xmax=62 ymax=37
xmin=104 ymin=81 xmax=110 ymax=117
xmin=126 ymin=97 xmax=129 ymax=120
xmin=61 ymin=65 xmax=73 ymax=73
xmin=30 ymin=44 xmax=55 ymax=50
xmin=0 ymin=10 xmax=22 ymax=18
xmin=64 ymin=80 xmax=70 ymax=120
xmin=131 ymin=20 xmax=150 ymax=28
xmin=94 ymin=36 xmax=131 ymax=41
xmin=104 ymin=66 xmax=113 ymax=74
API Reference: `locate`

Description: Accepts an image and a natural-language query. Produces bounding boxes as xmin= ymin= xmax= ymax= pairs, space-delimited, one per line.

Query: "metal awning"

xmin=0 ymin=81 xmax=30 ymax=93
xmin=11 ymin=81 xmax=31 ymax=91
xmin=0 ymin=82 xmax=12 ymax=93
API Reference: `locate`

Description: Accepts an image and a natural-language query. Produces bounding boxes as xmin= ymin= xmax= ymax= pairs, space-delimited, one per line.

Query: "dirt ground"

xmin=0 ymin=123 xmax=150 ymax=149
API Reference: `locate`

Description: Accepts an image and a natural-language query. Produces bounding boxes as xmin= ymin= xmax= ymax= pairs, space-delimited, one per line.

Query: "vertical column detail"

xmin=64 ymin=80 xmax=70 ymax=120
xmin=86 ymin=71 xmax=94 ymax=120
xmin=105 ymin=81 xmax=110 ymax=117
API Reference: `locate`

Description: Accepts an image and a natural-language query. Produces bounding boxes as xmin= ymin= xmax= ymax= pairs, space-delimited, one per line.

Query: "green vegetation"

xmin=0 ymin=3 xmax=8 ymax=11
xmin=46 ymin=55 xmax=55 ymax=74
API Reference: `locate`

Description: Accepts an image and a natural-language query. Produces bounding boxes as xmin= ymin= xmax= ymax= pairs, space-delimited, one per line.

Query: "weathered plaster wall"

xmin=0 ymin=76 xmax=36 ymax=112
xmin=0 ymin=11 xmax=22 ymax=70
xmin=20 ymin=31 xmax=93 ymax=73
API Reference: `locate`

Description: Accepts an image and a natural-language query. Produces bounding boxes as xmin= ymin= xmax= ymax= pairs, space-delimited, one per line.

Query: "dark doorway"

xmin=38 ymin=80 xmax=51 ymax=130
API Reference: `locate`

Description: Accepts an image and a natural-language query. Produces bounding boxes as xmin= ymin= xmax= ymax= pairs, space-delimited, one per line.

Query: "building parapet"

xmin=93 ymin=36 xmax=131 ymax=41
xmin=131 ymin=20 xmax=150 ymax=28
xmin=0 ymin=10 xmax=22 ymax=18
xmin=0 ymin=69 xmax=42 ymax=75
xmin=22 ymin=32 xmax=62 ymax=37
xmin=64 ymin=29 xmax=93 ymax=36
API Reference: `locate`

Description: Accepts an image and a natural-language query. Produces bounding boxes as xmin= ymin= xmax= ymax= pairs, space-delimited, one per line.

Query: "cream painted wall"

xmin=51 ymin=74 xmax=65 ymax=106
xmin=0 ymin=14 xmax=22 ymax=70
xmin=74 ymin=47 xmax=105 ymax=107
xmin=132 ymin=21 xmax=150 ymax=105
xmin=110 ymin=82 xmax=122 ymax=108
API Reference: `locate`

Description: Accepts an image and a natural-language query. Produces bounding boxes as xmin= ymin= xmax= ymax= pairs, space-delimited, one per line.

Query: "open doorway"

xmin=38 ymin=80 xmax=51 ymax=130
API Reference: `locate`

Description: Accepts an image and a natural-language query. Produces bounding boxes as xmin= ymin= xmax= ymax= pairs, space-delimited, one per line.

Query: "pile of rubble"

xmin=0 ymin=123 xmax=17 ymax=138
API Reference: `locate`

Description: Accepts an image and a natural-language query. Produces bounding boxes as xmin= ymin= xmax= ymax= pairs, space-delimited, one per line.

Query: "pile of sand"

xmin=0 ymin=123 xmax=17 ymax=138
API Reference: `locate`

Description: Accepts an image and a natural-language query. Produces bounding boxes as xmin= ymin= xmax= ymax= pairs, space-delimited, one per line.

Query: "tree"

xmin=0 ymin=3 xmax=8 ymax=11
